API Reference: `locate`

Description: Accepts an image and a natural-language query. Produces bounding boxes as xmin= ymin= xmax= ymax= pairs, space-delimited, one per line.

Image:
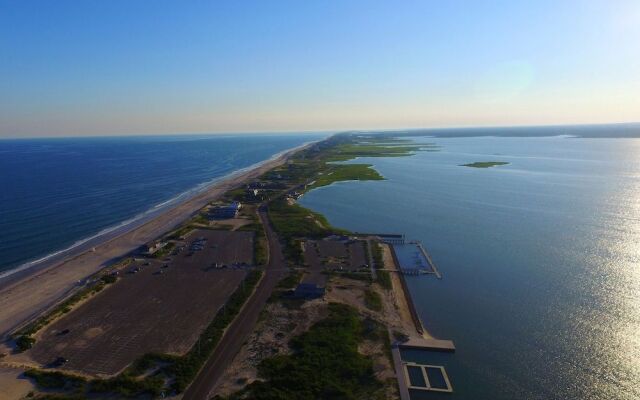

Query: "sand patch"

xmin=0 ymin=366 xmax=35 ymax=400
xmin=84 ymin=327 xmax=103 ymax=339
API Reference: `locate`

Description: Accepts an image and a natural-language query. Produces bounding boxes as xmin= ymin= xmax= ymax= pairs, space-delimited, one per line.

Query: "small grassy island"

xmin=460 ymin=161 xmax=510 ymax=168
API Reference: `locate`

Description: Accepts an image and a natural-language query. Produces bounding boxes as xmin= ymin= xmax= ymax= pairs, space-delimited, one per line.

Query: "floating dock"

xmin=409 ymin=240 xmax=442 ymax=279
xmin=377 ymin=233 xmax=406 ymax=244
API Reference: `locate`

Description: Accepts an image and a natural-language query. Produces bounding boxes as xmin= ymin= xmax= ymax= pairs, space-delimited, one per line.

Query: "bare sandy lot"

xmin=0 ymin=366 xmax=34 ymax=400
xmin=21 ymin=230 xmax=253 ymax=376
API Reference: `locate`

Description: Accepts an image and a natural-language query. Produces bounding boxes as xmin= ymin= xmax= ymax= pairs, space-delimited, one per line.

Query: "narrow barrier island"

xmin=10 ymin=132 xmax=439 ymax=400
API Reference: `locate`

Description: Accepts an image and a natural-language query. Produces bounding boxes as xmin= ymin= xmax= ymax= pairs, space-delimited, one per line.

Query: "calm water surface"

xmin=300 ymin=135 xmax=640 ymax=400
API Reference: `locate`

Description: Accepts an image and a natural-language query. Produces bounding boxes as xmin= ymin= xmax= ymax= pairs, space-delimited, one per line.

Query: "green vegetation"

xmin=27 ymin=394 xmax=86 ymax=400
xmin=167 ymin=224 xmax=194 ymax=240
xmin=99 ymin=274 xmax=117 ymax=284
xmin=322 ymin=142 xmax=423 ymax=162
xmin=276 ymin=270 xmax=303 ymax=290
xmin=364 ymin=289 xmax=383 ymax=312
xmin=460 ymin=161 xmax=510 ymax=168
xmin=24 ymin=370 xmax=86 ymax=391
xmin=238 ymin=222 xmax=267 ymax=265
xmin=371 ymin=242 xmax=383 ymax=267
xmin=150 ymin=242 xmax=176 ymax=259
xmin=267 ymin=270 xmax=303 ymax=306
xmin=268 ymin=198 xmax=346 ymax=265
xmin=376 ymin=270 xmax=392 ymax=291
xmin=310 ymin=164 xmax=383 ymax=189
xmin=89 ymin=374 xmax=165 ymax=397
xmin=223 ymin=303 xmax=383 ymax=400
xmin=190 ymin=212 xmax=209 ymax=225
xmin=16 ymin=335 xmax=36 ymax=351
xmin=25 ymin=270 xmax=264 ymax=398
xmin=237 ymin=210 xmax=268 ymax=266
xmin=269 ymin=199 xmax=335 ymax=238
xmin=369 ymin=242 xmax=391 ymax=290
xmin=136 ymin=269 xmax=263 ymax=394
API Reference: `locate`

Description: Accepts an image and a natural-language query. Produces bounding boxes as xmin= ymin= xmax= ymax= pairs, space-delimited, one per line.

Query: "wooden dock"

xmin=409 ymin=240 xmax=442 ymax=279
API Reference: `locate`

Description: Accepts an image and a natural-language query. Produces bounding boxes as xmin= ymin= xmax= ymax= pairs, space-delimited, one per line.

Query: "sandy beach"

xmin=0 ymin=142 xmax=312 ymax=340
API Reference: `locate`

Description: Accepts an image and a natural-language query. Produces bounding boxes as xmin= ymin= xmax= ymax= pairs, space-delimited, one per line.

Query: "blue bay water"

xmin=299 ymin=134 xmax=640 ymax=399
xmin=0 ymin=133 xmax=326 ymax=273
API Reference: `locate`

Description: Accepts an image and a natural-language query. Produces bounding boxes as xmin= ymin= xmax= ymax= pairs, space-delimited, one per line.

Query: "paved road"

xmin=183 ymin=208 xmax=287 ymax=400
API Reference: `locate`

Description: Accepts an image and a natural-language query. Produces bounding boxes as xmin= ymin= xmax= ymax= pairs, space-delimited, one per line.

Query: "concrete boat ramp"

xmin=400 ymin=336 xmax=456 ymax=352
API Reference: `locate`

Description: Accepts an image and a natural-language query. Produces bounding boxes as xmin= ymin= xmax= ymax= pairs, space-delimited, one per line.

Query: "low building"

xmin=144 ymin=241 xmax=167 ymax=255
xmin=209 ymin=201 xmax=242 ymax=219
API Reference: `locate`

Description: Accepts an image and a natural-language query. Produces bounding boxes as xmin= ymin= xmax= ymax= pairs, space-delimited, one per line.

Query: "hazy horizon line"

xmin=1 ymin=121 xmax=639 ymax=140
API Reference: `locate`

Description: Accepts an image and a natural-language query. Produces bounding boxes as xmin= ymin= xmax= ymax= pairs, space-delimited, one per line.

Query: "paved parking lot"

xmin=28 ymin=230 xmax=254 ymax=376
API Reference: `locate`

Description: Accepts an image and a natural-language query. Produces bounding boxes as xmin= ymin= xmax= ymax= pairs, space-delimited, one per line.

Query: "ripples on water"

xmin=300 ymin=135 xmax=640 ymax=399
xmin=0 ymin=134 xmax=325 ymax=272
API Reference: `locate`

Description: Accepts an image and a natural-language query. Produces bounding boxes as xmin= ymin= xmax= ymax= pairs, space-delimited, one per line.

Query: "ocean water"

xmin=299 ymin=133 xmax=640 ymax=399
xmin=0 ymin=133 xmax=326 ymax=274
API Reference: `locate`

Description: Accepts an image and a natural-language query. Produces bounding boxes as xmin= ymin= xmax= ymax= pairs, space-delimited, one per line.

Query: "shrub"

xmin=24 ymin=369 xmax=85 ymax=390
xmin=364 ymin=289 xmax=383 ymax=312
xmin=16 ymin=335 xmax=35 ymax=351
xmin=229 ymin=303 xmax=383 ymax=399
xmin=376 ymin=270 xmax=392 ymax=290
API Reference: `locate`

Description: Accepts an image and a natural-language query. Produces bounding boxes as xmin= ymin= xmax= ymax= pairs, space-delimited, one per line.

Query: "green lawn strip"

xmin=222 ymin=303 xmax=384 ymax=400
xmin=460 ymin=161 xmax=509 ymax=168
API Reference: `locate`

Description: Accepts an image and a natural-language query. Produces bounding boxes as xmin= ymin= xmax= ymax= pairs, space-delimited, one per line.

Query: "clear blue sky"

xmin=1 ymin=0 xmax=638 ymax=137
